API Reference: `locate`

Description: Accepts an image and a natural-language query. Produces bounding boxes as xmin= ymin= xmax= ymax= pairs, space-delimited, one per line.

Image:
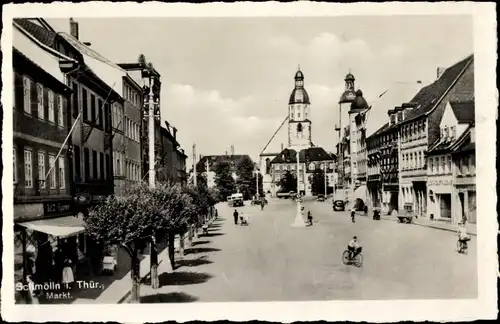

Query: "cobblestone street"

xmin=136 ymin=199 xmax=477 ymax=302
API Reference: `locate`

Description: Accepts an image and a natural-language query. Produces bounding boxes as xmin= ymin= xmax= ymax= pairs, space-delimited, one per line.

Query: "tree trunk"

xmin=179 ymin=232 xmax=185 ymax=256
xmin=130 ymin=244 xmax=141 ymax=303
xmin=187 ymin=224 xmax=193 ymax=247
xmin=150 ymin=234 xmax=159 ymax=289
xmin=168 ymin=232 xmax=176 ymax=271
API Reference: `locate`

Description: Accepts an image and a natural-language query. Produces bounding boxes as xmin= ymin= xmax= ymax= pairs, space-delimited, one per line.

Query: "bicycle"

xmin=457 ymin=238 xmax=469 ymax=254
xmin=342 ymin=249 xmax=363 ymax=267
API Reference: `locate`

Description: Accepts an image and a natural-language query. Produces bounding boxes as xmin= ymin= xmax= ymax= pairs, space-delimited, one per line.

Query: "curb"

xmin=117 ymin=218 xmax=219 ymax=304
xmin=380 ymin=216 xmax=477 ymax=237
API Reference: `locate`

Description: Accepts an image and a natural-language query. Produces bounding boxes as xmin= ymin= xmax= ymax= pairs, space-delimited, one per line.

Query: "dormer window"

xmin=444 ymin=126 xmax=449 ymax=141
xmin=450 ymin=126 xmax=456 ymax=140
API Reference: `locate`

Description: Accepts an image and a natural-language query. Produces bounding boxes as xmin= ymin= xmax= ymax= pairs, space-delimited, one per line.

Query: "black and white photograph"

xmin=1 ymin=2 xmax=497 ymax=322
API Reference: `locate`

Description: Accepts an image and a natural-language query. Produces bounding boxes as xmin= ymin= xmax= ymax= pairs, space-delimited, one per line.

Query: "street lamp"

xmin=291 ymin=148 xmax=306 ymax=227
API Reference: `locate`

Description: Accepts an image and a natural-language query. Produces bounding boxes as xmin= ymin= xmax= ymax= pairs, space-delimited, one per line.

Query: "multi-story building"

xmin=426 ymin=101 xmax=475 ymax=224
xmin=121 ymin=77 xmax=143 ymax=190
xmin=196 ymin=154 xmax=253 ymax=189
xmin=365 ymin=81 xmax=424 ymax=213
xmin=13 ymin=21 xmax=74 ymax=285
xmin=157 ymin=122 xmax=187 ymax=184
xmin=398 ymin=55 xmax=474 ymax=219
xmin=117 ymin=61 xmax=162 ymax=182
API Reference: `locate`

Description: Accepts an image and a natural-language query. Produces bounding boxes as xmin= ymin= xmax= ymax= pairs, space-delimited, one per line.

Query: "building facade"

xmin=427 ymin=101 xmax=475 ymax=224
xmin=398 ymin=55 xmax=474 ymax=219
xmin=13 ymin=23 xmax=74 ymax=286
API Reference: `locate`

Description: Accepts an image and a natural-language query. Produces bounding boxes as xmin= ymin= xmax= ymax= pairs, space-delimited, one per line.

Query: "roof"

xmin=58 ymin=32 xmax=128 ymax=96
xmin=14 ymin=18 xmax=57 ymax=48
xmin=450 ymin=101 xmax=475 ymax=123
xmin=450 ymin=126 xmax=475 ymax=154
xmin=345 ymin=72 xmax=355 ymax=81
xmin=350 ymin=90 xmax=369 ymax=111
xmin=367 ymin=122 xmax=390 ymax=141
xmin=270 ymin=147 xmax=335 ymax=164
xmin=364 ymin=81 xmax=425 ymax=138
xmin=428 ymin=125 xmax=473 ymax=155
xmin=13 ymin=24 xmax=74 ymax=86
xmin=295 ymin=70 xmax=304 ymax=80
xmin=196 ymin=154 xmax=252 ymax=172
xmin=289 ymin=87 xmax=310 ymax=105
xmin=400 ymin=55 xmax=474 ymax=124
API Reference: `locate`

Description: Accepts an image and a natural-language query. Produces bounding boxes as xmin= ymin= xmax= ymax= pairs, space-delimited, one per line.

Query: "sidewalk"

xmin=380 ymin=215 xmax=477 ymax=236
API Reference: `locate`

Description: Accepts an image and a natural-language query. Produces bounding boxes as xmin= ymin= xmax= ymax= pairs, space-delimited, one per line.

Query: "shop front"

xmin=427 ymin=177 xmax=453 ymax=222
xmin=454 ymin=176 xmax=476 ymax=224
xmin=382 ymin=184 xmax=399 ymax=215
xmin=14 ymin=199 xmax=87 ymax=302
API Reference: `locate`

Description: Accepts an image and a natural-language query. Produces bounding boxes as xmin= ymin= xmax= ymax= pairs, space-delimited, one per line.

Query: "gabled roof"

xmin=450 ymin=126 xmax=475 ymax=154
xmin=270 ymin=147 xmax=335 ymax=164
xmin=367 ymin=122 xmax=390 ymax=141
xmin=428 ymin=125 xmax=473 ymax=155
xmin=400 ymin=55 xmax=474 ymax=124
xmin=450 ymin=101 xmax=475 ymax=123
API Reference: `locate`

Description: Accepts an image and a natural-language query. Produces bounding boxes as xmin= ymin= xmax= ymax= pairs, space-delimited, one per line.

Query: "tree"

xmin=311 ymin=169 xmax=326 ymax=195
xmin=85 ymin=185 xmax=161 ymax=303
xmin=278 ymin=171 xmax=297 ymax=193
xmin=138 ymin=53 xmax=146 ymax=65
xmin=235 ymin=156 xmax=256 ymax=200
xmin=213 ymin=160 xmax=236 ymax=201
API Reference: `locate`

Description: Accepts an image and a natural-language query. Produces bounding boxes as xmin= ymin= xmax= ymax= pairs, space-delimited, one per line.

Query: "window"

xmin=14 ymin=147 xmax=18 ymax=183
xmin=59 ymin=156 xmax=66 ymax=189
xmin=49 ymin=155 xmax=56 ymax=189
xmin=99 ymin=152 xmax=105 ymax=180
xmin=98 ymin=99 xmax=104 ymax=128
xmin=24 ymin=149 xmax=33 ymax=188
xmin=444 ymin=126 xmax=449 ymax=140
xmin=105 ymin=154 xmax=111 ymax=180
xmin=429 ymin=156 xmax=433 ymax=173
xmin=440 ymin=156 xmax=445 ymax=174
xmin=82 ymin=88 xmax=89 ymax=122
xmin=84 ymin=148 xmax=90 ymax=180
xmin=37 ymin=83 xmax=44 ymax=119
xmin=104 ymin=102 xmax=111 ymax=133
xmin=72 ymin=82 xmax=79 ymax=118
xmin=447 ymin=155 xmax=452 ymax=174
xmin=92 ymin=150 xmax=98 ymax=179
xmin=418 ymin=152 xmax=422 ymax=169
xmin=274 ymin=164 xmax=279 ymax=170
xmin=57 ymin=95 xmax=64 ymax=127
xmin=47 ymin=90 xmax=55 ymax=123
xmin=23 ymin=76 xmax=31 ymax=114
xmin=38 ymin=151 xmax=46 ymax=189
xmin=450 ymin=126 xmax=456 ymax=140
xmin=461 ymin=157 xmax=468 ymax=174
xmin=91 ymin=94 xmax=96 ymax=123
xmin=74 ymin=146 xmax=81 ymax=181
xmin=470 ymin=155 xmax=475 ymax=174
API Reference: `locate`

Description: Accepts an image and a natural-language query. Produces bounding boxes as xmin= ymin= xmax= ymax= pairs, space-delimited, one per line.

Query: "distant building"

xmin=266 ymin=68 xmax=337 ymax=197
xmin=196 ymin=154 xmax=252 ymax=189
xmin=158 ymin=122 xmax=188 ymax=185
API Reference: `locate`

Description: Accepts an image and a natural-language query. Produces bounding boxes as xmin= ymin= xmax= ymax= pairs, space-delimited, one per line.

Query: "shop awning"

xmin=18 ymin=216 xmax=85 ymax=238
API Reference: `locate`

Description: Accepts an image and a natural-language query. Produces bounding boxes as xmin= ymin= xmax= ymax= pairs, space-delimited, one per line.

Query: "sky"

xmin=45 ymin=16 xmax=473 ymax=167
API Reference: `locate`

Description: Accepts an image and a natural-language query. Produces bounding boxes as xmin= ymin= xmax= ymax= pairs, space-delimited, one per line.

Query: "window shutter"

xmin=30 ymin=79 xmax=37 ymax=114
xmin=15 ymin=73 xmax=23 ymax=111
xmin=43 ymin=87 xmax=49 ymax=120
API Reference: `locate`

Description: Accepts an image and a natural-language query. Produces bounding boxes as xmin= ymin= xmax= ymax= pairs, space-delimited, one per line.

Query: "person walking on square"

xmin=233 ymin=209 xmax=239 ymax=225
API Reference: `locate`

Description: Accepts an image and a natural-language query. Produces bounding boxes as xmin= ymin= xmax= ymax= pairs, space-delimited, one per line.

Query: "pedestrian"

xmin=260 ymin=201 xmax=264 ymax=211
xmin=62 ymin=258 xmax=75 ymax=289
xmin=233 ymin=209 xmax=239 ymax=225
xmin=307 ymin=210 xmax=313 ymax=226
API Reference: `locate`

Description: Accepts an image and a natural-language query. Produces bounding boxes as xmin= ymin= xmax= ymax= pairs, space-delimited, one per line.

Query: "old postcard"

xmin=1 ymin=1 xmax=497 ymax=322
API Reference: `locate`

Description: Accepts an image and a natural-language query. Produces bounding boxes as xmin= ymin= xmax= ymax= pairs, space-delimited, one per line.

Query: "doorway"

xmin=439 ymin=194 xmax=452 ymax=219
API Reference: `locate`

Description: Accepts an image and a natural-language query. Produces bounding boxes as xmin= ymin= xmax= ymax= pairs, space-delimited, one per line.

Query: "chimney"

xmin=70 ymin=18 xmax=79 ymax=40
xmin=281 ymin=143 xmax=284 ymax=151
xmin=437 ymin=67 xmax=446 ymax=79
xmin=231 ymin=145 xmax=234 ymax=156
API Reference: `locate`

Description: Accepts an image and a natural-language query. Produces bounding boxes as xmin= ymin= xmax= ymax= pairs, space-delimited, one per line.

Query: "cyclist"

xmin=457 ymin=221 xmax=470 ymax=251
xmin=347 ymin=236 xmax=362 ymax=260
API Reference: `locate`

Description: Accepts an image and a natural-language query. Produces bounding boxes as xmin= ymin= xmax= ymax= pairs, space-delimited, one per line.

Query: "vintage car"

xmin=317 ymin=194 xmax=325 ymax=202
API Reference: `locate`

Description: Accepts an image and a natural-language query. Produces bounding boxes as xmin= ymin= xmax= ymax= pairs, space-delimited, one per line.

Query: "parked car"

xmin=317 ymin=194 xmax=325 ymax=202
xmin=333 ymin=200 xmax=345 ymax=211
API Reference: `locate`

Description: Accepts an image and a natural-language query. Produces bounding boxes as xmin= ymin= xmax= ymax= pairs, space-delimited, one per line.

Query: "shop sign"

xmin=428 ymin=179 xmax=452 ymax=186
xmin=43 ymin=200 xmax=72 ymax=216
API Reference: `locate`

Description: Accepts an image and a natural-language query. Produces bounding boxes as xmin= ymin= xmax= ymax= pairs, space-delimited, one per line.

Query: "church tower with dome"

xmin=288 ymin=68 xmax=312 ymax=149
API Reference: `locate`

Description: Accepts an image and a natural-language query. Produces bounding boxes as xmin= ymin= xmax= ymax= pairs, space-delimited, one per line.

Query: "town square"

xmin=3 ymin=6 xmax=495 ymax=318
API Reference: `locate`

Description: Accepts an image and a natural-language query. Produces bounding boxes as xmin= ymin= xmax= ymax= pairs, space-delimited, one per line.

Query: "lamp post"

xmin=292 ymin=148 xmax=306 ymax=227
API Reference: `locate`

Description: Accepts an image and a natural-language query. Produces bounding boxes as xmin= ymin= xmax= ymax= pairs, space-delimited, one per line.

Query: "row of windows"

xmin=428 ymin=155 xmax=452 ymax=175
xmin=13 ymin=147 xmax=65 ymax=190
xmin=368 ymin=132 xmax=397 ymax=151
xmin=273 ymin=163 xmax=334 ymax=171
xmin=114 ymin=151 xmax=125 ymax=177
xmin=112 ymin=103 xmax=124 ymax=131
xmin=72 ymin=146 xmax=111 ymax=182
xmin=78 ymin=84 xmax=110 ymax=132
xmin=440 ymin=125 xmax=457 ymax=141
xmin=22 ymin=76 xmax=64 ymax=127
xmin=124 ymin=116 xmax=140 ymax=142
xmin=124 ymin=83 xmax=141 ymax=108
xmin=126 ymin=161 xmax=141 ymax=182
xmin=401 ymin=120 xmax=427 ymax=143
xmin=401 ymin=150 xmax=425 ymax=171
